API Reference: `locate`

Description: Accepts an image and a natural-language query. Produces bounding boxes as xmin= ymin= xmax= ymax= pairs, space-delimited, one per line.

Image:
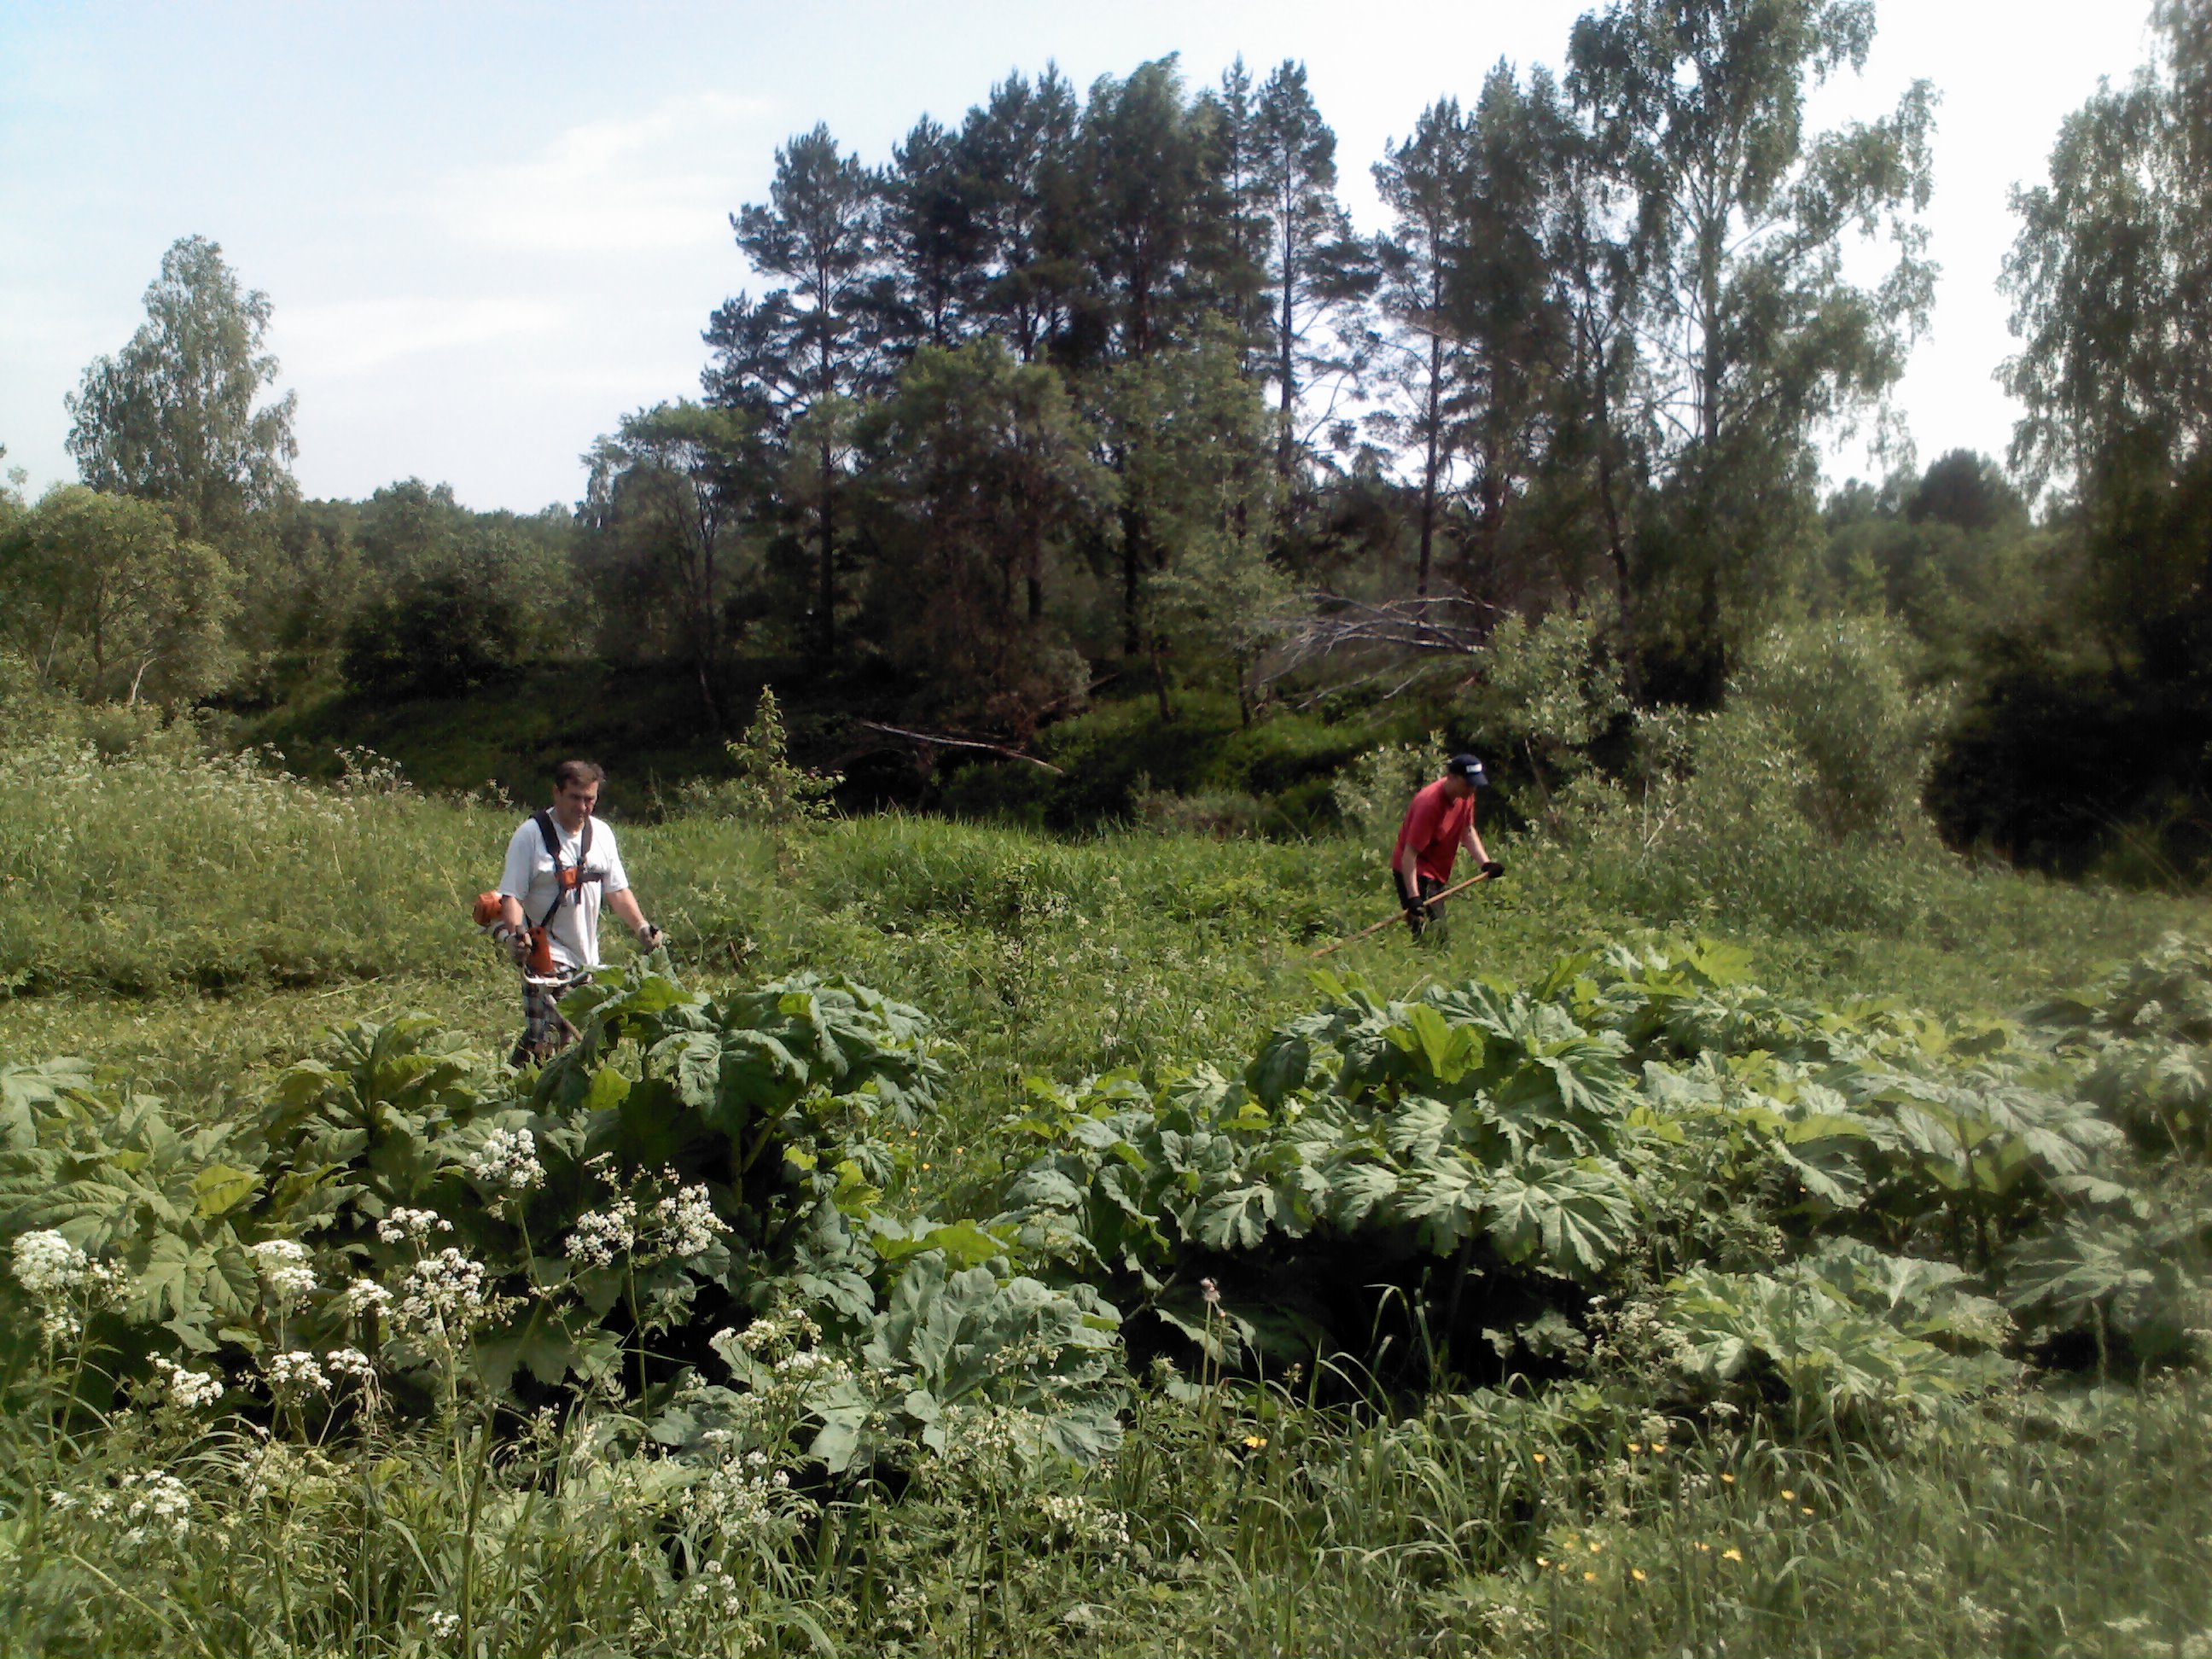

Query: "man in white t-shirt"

xmin=491 ymin=759 xmax=664 ymax=1063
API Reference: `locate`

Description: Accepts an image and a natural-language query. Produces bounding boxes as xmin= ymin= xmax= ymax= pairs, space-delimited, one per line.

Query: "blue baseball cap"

xmin=1447 ymin=753 xmax=1488 ymax=786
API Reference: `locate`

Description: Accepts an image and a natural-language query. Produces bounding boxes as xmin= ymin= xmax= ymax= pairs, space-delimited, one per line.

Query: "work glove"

xmin=492 ymin=923 xmax=531 ymax=966
xmin=1481 ymin=860 xmax=1506 ymax=880
xmin=1403 ymin=896 xmax=1431 ymax=923
xmin=635 ymin=923 xmax=667 ymax=954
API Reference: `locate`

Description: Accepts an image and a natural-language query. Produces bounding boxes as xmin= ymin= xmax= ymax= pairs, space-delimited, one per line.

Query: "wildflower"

xmin=377 ymin=1208 xmax=451 ymax=1244
xmin=1201 ymin=1277 xmax=1220 ymax=1307
xmin=1582 ymin=1571 xmax=1597 ymax=1582
xmin=1242 ymin=1434 xmax=1268 ymax=1450
xmin=341 ymin=1278 xmax=394 ymax=1318
xmin=265 ymin=1350 xmax=329 ymax=1393
xmin=251 ymin=1238 xmax=317 ymax=1301
xmin=396 ymin=1249 xmax=492 ymax=1335
xmin=566 ymin=1198 xmax=637 ymax=1266
xmin=1722 ymin=1547 xmax=1743 ymax=1563
xmin=653 ymin=1182 xmax=728 ymax=1258
xmin=1695 ymin=1542 xmax=1711 ymax=1554
xmin=1720 ymin=1472 xmax=1735 ymax=1485
xmin=1036 ymin=1493 xmax=1133 ymax=1553
xmin=425 ymin=1610 xmax=460 ymax=1644
xmin=119 ymin=1470 xmax=192 ymax=1545
xmin=326 ymin=1347 xmax=377 ymax=1382
xmin=1802 ymin=1506 xmax=1815 ymax=1516
xmin=13 ymin=1229 xmax=90 ymax=1297
xmin=1779 ymin=1488 xmax=1796 ymax=1501
xmin=1532 ymin=1452 xmax=1546 ymax=1464
xmin=1631 ymin=1568 xmax=1648 ymax=1582
xmin=149 ymin=1356 xmax=224 ymax=1411
xmin=466 ymin=1127 xmax=544 ymax=1192
xmin=1537 ymin=1557 xmax=1551 ymax=1568
xmin=1627 ymin=1441 xmax=1642 ymax=1453
xmin=725 ymin=1306 xmax=823 ymax=1359
xmin=701 ymin=1459 xmax=813 ymax=1533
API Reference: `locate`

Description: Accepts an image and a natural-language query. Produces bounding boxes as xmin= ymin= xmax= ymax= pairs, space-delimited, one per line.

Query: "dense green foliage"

xmin=19 ymin=0 xmax=2210 ymax=883
xmin=0 ymin=721 xmax=2209 ymax=1654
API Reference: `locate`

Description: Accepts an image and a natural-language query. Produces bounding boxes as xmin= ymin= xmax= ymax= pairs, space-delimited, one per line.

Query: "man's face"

xmin=555 ymin=780 xmax=600 ymax=824
xmin=1443 ymin=774 xmax=1474 ymax=800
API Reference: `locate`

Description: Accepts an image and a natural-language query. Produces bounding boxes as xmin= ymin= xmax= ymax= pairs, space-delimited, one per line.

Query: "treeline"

xmin=3 ymin=0 xmax=2209 ymax=880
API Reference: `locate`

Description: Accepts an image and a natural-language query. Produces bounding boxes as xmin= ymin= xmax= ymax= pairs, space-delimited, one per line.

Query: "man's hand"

xmin=1403 ymin=894 xmax=1431 ymax=923
xmin=1481 ymin=859 xmax=1506 ymax=880
xmin=493 ymin=923 xmax=532 ymax=966
xmin=635 ymin=923 xmax=667 ymax=954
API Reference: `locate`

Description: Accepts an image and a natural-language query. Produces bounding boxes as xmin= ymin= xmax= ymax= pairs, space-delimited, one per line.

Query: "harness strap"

xmin=530 ymin=810 xmax=604 ymax=931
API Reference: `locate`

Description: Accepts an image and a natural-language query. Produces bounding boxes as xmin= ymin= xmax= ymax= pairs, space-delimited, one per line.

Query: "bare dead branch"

xmin=854 ymin=721 xmax=1065 ymax=775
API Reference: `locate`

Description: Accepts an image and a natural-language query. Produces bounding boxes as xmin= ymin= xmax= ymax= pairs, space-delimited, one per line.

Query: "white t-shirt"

xmin=498 ymin=813 xmax=631 ymax=971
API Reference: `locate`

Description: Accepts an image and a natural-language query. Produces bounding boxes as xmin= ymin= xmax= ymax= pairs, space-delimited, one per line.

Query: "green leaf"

xmin=189 ymin=1163 xmax=261 ymax=1219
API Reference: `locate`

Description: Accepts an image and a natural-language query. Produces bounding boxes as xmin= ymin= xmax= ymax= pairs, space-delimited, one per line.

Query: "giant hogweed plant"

xmin=4 ymin=938 xmax=2209 ymax=1498
xmin=0 ymin=963 xmax=1122 ymax=1489
xmin=992 ymin=939 xmax=2204 ymax=1413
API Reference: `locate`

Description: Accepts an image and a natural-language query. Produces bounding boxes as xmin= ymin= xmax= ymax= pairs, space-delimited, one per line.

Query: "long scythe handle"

xmin=1307 ymin=869 xmax=1495 ymax=961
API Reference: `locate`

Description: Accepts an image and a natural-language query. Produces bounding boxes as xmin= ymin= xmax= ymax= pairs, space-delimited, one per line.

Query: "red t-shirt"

xmin=1393 ymin=778 xmax=1476 ymax=884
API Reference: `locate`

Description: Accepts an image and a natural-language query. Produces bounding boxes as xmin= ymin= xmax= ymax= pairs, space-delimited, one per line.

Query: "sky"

xmin=0 ymin=1 xmax=2164 ymax=515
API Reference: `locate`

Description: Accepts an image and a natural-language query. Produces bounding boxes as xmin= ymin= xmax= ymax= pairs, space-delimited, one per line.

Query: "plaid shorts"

xmin=512 ymin=971 xmax=591 ymax=1066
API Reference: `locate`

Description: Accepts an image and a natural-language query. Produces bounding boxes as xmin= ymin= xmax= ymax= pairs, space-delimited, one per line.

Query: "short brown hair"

xmin=551 ymin=759 xmax=605 ymax=790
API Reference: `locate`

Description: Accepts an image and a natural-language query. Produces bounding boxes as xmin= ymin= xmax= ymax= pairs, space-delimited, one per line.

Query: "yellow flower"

xmin=1779 ymin=1488 xmax=1796 ymax=1501
xmin=1801 ymin=1506 xmax=1814 ymax=1516
xmin=1627 ymin=1441 xmax=1642 ymax=1453
xmin=1720 ymin=1473 xmax=1735 ymax=1485
xmin=1588 ymin=1540 xmax=1604 ymax=1554
xmin=1537 ymin=1557 xmax=1551 ymax=1569
xmin=1722 ymin=1547 xmax=1743 ymax=1563
xmin=1695 ymin=1542 xmax=1711 ymax=1554
xmin=1560 ymin=1539 xmax=1578 ymax=1552
xmin=1243 ymin=1434 xmax=1268 ymax=1450
xmin=1631 ymin=1568 xmax=1648 ymax=1582
xmin=1532 ymin=1452 xmax=1546 ymax=1464
xmin=1583 ymin=1571 xmax=1598 ymax=1583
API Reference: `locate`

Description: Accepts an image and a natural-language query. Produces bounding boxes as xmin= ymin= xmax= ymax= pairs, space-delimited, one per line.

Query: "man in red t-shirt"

xmin=1392 ymin=753 xmax=1504 ymax=939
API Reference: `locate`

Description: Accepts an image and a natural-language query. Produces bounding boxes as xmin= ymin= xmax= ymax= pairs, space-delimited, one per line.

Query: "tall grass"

xmin=3 ymin=735 xmax=2211 ymax=1655
xmin=2 ymin=736 xmax=2188 ymax=1040
xmin=5 ymin=1335 xmax=2206 ymax=1656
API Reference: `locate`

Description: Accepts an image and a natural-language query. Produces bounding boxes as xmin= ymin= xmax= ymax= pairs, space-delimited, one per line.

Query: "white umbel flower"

xmin=265 ymin=1350 xmax=329 ymax=1393
xmin=149 ymin=1356 xmax=224 ymax=1411
xmin=119 ymin=1470 xmax=193 ymax=1544
xmin=654 ymin=1183 xmax=729 ymax=1258
xmin=466 ymin=1127 xmax=544 ymax=1192
xmin=565 ymin=1199 xmax=638 ymax=1266
xmin=14 ymin=1229 xmax=91 ymax=1296
xmin=341 ymin=1278 xmax=395 ymax=1318
xmin=396 ymin=1249 xmax=491 ymax=1334
xmin=251 ymin=1238 xmax=317 ymax=1301
xmin=378 ymin=1208 xmax=452 ymax=1245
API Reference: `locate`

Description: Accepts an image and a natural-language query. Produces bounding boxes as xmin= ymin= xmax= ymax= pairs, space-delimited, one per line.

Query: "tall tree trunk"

xmin=1121 ymin=502 xmax=1143 ymax=655
xmin=1278 ymin=240 xmax=1298 ymax=477
xmin=1595 ymin=421 xmax=1644 ymax=707
xmin=1416 ymin=330 xmax=1442 ymax=632
xmin=817 ymin=443 xmax=836 ymax=657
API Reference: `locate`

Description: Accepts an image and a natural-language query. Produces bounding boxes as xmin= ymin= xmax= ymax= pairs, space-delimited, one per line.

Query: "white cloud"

xmin=423 ymin=90 xmax=770 ymax=255
xmin=275 ymin=295 xmax=571 ymax=377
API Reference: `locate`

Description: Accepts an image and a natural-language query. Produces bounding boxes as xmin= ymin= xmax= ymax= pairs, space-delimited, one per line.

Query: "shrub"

xmin=1328 ymin=730 xmax=1447 ymax=837
xmin=678 ymin=687 xmax=840 ymax=824
xmin=1735 ymin=615 xmax=1946 ymax=841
